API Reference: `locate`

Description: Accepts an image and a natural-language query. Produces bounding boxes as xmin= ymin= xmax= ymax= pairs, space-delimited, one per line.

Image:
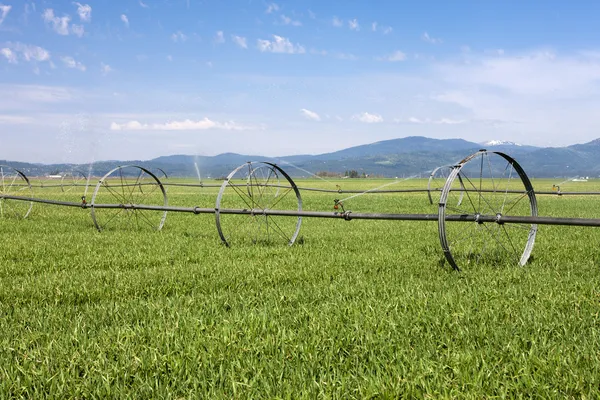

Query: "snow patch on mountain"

xmin=482 ymin=140 xmax=523 ymax=146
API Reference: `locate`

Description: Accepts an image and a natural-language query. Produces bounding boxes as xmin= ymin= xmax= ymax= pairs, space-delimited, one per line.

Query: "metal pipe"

xmin=4 ymin=193 xmax=600 ymax=227
xmin=22 ymin=181 xmax=600 ymax=196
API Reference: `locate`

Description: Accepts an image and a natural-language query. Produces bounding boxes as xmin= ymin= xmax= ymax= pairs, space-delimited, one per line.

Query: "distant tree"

xmin=316 ymin=171 xmax=341 ymax=177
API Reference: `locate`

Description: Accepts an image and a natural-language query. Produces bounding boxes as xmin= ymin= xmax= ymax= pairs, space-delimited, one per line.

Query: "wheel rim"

xmin=438 ymin=151 xmax=538 ymax=270
xmin=90 ymin=165 xmax=168 ymax=232
xmin=428 ymin=165 xmax=464 ymax=206
xmin=0 ymin=165 xmax=33 ymax=220
xmin=61 ymin=170 xmax=87 ymax=193
xmin=215 ymin=161 xmax=302 ymax=247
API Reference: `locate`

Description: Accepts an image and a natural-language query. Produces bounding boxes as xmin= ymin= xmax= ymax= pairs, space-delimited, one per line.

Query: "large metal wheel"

xmin=61 ymin=170 xmax=88 ymax=193
xmin=90 ymin=165 xmax=168 ymax=232
xmin=0 ymin=165 xmax=33 ymax=220
xmin=428 ymin=165 xmax=464 ymax=205
xmin=438 ymin=151 xmax=538 ymax=270
xmin=215 ymin=161 xmax=302 ymax=247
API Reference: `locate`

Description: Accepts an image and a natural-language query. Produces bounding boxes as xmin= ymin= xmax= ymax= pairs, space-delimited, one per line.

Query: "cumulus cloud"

xmin=257 ymin=35 xmax=305 ymax=54
xmin=120 ymin=14 xmax=129 ymax=27
xmin=42 ymin=9 xmax=71 ymax=35
xmin=371 ymin=21 xmax=393 ymax=34
xmin=74 ymin=3 xmax=91 ymax=22
xmin=171 ymin=31 xmax=187 ymax=42
xmin=0 ymin=4 xmax=11 ymax=26
xmin=422 ymin=32 xmax=442 ymax=44
xmin=214 ymin=30 xmax=225 ymax=44
xmin=332 ymin=16 xmax=343 ymax=27
xmin=348 ymin=19 xmax=359 ymax=31
xmin=280 ymin=15 xmax=301 ymax=26
xmin=231 ymin=35 xmax=247 ymax=49
xmin=61 ymin=56 xmax=86 ymax=71
xmin=2 ymin=42 xmax=51 ymax=63
xmin=265 ymin=3 xmax=279 ymax=13
xmin=110 ymin=118 xmax=259 ymax=131
xmin=71 ymin=24 xmax=84 ymax=37
xmin=300 ymin=108 xmax=321 ymax=121
xmin=0 ymin=47 xmax=14 ymax=62
xmin=378 ymin=50 xmax=406 ymax=62
xmin=0 ymin=48 xmax=16 ymax=63
xmin=352 ymin=112 xmax=383 ymax=123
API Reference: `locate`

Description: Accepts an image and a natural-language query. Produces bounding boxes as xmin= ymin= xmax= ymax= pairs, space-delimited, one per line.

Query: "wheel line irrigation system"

xmin=2 ymin=149 xmax=600 ymax=271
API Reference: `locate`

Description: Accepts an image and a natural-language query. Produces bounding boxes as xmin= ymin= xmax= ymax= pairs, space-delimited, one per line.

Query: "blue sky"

xmin=2 ymin=0 xmax=600 ymax=163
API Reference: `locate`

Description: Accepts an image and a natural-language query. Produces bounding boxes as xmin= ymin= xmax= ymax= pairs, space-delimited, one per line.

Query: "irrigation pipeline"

xmin=4 ymin=194 xmax=600 ymax=228
xmin=22 ymin=181 xmax=600 ymax=196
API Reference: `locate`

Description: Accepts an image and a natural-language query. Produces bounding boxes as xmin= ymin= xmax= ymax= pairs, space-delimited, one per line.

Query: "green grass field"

xmin=1 ymin=176 xmax=599 ymax=398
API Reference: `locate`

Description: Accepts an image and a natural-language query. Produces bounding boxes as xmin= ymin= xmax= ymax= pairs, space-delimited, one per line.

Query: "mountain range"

xmin=2 ymin=136 xmax=600 ymax=179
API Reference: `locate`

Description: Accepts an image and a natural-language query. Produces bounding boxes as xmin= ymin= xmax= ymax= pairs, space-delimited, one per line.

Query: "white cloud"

xmin=280 ymin=15 xmax=301 ymax=26
xmin=120 ymin=14 xmax=129 ymax=27
xmin=73 ymin=3 xmax=91 ymax=22
xmin=436 ymin=50 xmax=600 ymax=97
xmin=422 ymin=32 xmax=442 ymax=44
xmin=214 ymin=30 xmax=225 ymax=44
xmin=40 ymin=9 xmax=83 ymax=36
xmin=71 ymin=24 xmax=84 ymax=37
xmin=335 ymin=53 xmax=357 ymax=60
xmin=61 ymin=56 xmax=86 ymax=71
xmin=42 ymin=9 xmax=71 ymax=35
xmin=257 ymin=35 xmax=305 ymax=54
xmin=4 ymin=42 xmax=51 ymax=63
xmin=1 ymin=48 xmax=16 ymax=63
xmin=371 ymin=22 xmax=392 ymax=34
xmin=101 ymin=63 xmax=113 ymax=76
xmin=139 ymin=0 xmax=149 ymax=8
xmin=166 ymin=55 xmax=172 ymax=61
xmin=171 ymin=31 xmax=187 ymax=42
xmin=397 ymin=117 xmax=466 ymax=125
xmin=265 ymin=3 xmax=279 ymax=13
xmin=232 ymin=35 xmax=247 ymax=49
xmin=0 ymin=4 xmax=11 ymax=26
xmin=308 ymin=9 xmax=316 ymax=19
xmin=110 ymin=118 xmax=259 ymax=131
xmin=352 ymin=112 xmax=383 ymax=123
xmin=300 ymin=108 xmax=321 ymax=121
xmin=332 ymin=16 xmax=343 ymax=27
xmin=348 ymin=18 xmax=359 ymax=31
xmin=378 ymin=50 xmax=406 ymax=62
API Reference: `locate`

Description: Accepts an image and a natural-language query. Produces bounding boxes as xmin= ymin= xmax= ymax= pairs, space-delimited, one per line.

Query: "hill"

xmin=3 ymin=136 xmax=600 ymax=179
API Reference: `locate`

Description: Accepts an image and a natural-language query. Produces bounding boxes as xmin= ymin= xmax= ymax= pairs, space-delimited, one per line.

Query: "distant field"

xmin=1 ymin=176 xmax=599 ymax=398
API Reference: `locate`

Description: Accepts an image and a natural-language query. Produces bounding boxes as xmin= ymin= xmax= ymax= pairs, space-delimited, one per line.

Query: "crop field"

xmin=1 ymin=176 xmax=599 ymax=398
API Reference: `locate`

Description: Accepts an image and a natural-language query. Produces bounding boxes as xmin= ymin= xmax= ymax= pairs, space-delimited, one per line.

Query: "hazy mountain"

xmin=4 ymin=136 xmax=600 ymax=179
xmin=313 ymin=136 xmax=481 ymax=160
